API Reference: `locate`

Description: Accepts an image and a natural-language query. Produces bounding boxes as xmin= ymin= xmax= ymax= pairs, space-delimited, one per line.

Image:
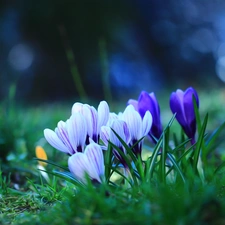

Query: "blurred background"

xmin=1 ymin=0 xmax=225 ymax=103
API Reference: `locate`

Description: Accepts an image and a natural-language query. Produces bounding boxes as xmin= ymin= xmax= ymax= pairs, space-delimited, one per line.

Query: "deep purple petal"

xmin=138 ymin=91 xmax=153 ymax=118
xmin=183 ymin=88 xmax=196 ymax=125
xmin=169 ymin=91 xmax=187 ymax=128
xmin=183 ymin=87 xmax=199 ymax=138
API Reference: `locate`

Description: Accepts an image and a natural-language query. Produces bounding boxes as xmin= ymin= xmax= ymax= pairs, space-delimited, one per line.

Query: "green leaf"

xmin=214 ymin=161 xmax=225 ymax=174
xmin=193 ymin=95 xmax=201 ymax=133
xmin=167 ymin=153 xmax=186 ymax=184
xmin=33 ymin=158 xmax=69 ymax=171
xmin=147 ymin=114 xmax=176 ymax=182
xmin=193 ymin=113 xmax=208 ymax=175
xmin=166 ymin=143 xmax=196 ymax=176
xmin=204 ymin=121 xmax=225 ymax=157
xmin=104 ymin=144 xmax=113 ymax=182
xmin=108 ymin=141 xmax=139 ymax=186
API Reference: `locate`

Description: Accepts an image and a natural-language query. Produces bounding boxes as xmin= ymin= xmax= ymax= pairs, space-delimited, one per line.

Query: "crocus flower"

xmin=100 ymin=119 xmax=130 ymax=167
xmin=44 ymin=113 xmax=87 ymax=155
xmin=120 ymin=105 xmax=152 ymax=156
xmin=169 ymin=87 xmax=199 ymax=144
xmin=71 ymin=101 xmax=109 ymax=144
xmin=128 ymin=91 xmax=163 ymax=141
xmin=68 ymin=143 xmax=105 ymax=184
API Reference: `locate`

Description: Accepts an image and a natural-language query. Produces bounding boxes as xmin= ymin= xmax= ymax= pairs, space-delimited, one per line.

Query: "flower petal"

xmin=183 ymin=87 xmax=198 ymax=125
xmin=127 ymin=99 xmax=138 ymax=111
xmin=169 ymin=90 xmax=186 ymax=127
xmin=97 ymin=101 xmax=110 ymax=134
xmin=85 ymin=143 xmax=104 ymax=179
xmin=137 ymin=91 xmax=153 ymax=118
xmin=68 ymin=143 xmax=104 ymax=183
xmin=67 ymin=113 xmax=87 ymax=153
xmin=142 ymin=111 xmax=153 ymax=136
xmin=56 ymin=121 xmax=74 ymax=154
xmin=100 ymin=126 xmax=111 ymax=147
xmin=44 ymin=128 xmax=68 ymax=153
xmin=68 ymin=153 xmax=90 ymax=183
xmin=71 ymin=102 xmax=84 ymax=114
xmin=122 ymin=105 xmax=142 ymax=141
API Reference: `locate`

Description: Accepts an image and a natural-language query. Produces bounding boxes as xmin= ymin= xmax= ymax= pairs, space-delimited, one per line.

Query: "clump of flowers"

xmin=42 ymin=86 xmax=225 ymax=189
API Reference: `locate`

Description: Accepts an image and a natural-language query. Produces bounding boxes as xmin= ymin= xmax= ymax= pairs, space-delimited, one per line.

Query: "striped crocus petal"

xmin=110 ymin=119 xmax=131 ymax=147
xmin=100 ymin=126 xmax=111 ymax=148
xmin=67 ymin=113 xmax=87 ymax=153
xmin=71 ymin=102 xmax=107 ymax=143
xmin=55 ymin=121 xmax=75 ymax=154
xmin=97 ymin=101 xmax=110 ymax=135
xmin=71 ymin=102 xmax=84 ymax=114
xmin=122 ymin=105 xmax=143 ymax=142
xmin=44 ymin=113 xmax=88 ymax=155
xmin=68 ymin=143 xmax=104 ymax=183
xmin=71 ymin=103 xmax=95 ymax=141
xmin=44 ymin=128 xmax=69 ymax=154
xmin=142 ymin=111 xmax=153 ymax=136
xmin=81 ymin=105 xmax=97 ymax=142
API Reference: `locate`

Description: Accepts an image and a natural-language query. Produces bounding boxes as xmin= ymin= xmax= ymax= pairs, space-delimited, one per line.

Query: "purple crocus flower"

xmin=169 ymin=87 xmax=199 ymax=144
xmin=68 ymin=143 xmax=105 ymax=184
xmin=128 ymin=91 xmax=163 ymax=141
xmin=44 ymin=113 xmax=87 ymax=155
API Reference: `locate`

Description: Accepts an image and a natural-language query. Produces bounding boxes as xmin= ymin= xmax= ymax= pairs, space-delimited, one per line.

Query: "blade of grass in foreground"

xmin=33 ymin=158 xmax=69 ymax=171
xmin=147 ymin=115 xmax=176 ymax=183
xmin=203 ymin=121 xmax=225 ymax=160
xmin=167 ymin=153 xmax=186 ymax=184
xmin=193 ymin=113 xmax=208 ymax=175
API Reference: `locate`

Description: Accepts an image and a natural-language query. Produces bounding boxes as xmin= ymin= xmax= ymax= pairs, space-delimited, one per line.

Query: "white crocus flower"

xmin=100 ymin=119 xmax=130 ymax=167
xmin=71 ymin=101 xmax=109 ymax=143
xmin=44 ymin=113 xmax=87 ymax=155
xmin=68 ymin=143 xmax=105 ymax=183
xmin=120 ymin=105 xmax=153 ymax=156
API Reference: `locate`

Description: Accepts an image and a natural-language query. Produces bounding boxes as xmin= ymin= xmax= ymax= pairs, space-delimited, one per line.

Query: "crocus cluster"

xmin=43 ymin=86 xmax=199 ymax=185
xmin=44 ymin=101 xmax=153 ymax=183
xmin=128 ymin=87 xmax=199 ymax=144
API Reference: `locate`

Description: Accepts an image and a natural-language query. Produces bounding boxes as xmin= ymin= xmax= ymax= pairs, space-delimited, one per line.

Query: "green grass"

xmin=1 ymin=88 xmax=225 ymax=224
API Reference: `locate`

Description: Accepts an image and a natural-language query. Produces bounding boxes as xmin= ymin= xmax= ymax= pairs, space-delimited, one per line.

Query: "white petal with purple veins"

xmin=85 ymin=143 xmax=104 ymax=178
xmin=71 ymin=102 xmax=84 ymax=114
xmin=97 ymin=101 xmax=110 ymax=133
xmin=44 ymin=128 xmax=68 ymax=153
xmin=56 ymin=121 xmax=74 ymax=154
xmin=142 ymin=111 xmax=153 ymax=136
xmin=68 ymin=143 xmax=104 ymax=183
xmin=67 ymin=113 xmax=87 ymax=153
xmin=100 ymin=126 xmax=111 ymax=147
xmin=122 ymin=105 xmax=142 ymax=140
